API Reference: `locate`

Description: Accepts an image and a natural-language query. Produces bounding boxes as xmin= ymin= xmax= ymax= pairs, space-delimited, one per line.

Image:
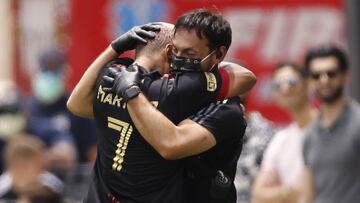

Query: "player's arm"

xmin=150 ymin=63 xmax=255 ymax=122
xmin=127 ymin=94 xmax=245 ymax=160
xmin=67 ymin=46 xmax=117 ymax=118
xmin=104 ymin=63 xmax=252 ymax=159
xmin=219 ymin=61 xmax=256 ymax=98
xmin=67 ymin=24 xmax=160 ymax=118
xmin=127 ymin=93 xmax=217 ymax=160
xmin=103 ymin=61 xmax=252 ymax=159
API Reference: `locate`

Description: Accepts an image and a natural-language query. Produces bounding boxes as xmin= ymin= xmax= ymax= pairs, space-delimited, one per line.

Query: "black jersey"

xmin=87 ymin=58 xmax=228 ymax=203
xmin=185 ymin=97 xmax=246 ymax=203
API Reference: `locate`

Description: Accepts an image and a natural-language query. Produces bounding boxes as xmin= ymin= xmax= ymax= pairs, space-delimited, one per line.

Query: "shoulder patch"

xmin=204 ymin=72 xmax=217 ymax=92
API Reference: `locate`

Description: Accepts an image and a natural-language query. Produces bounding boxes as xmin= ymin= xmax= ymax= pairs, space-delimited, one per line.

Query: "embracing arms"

xmin=220 ymin=61 xmax=256 ymax=98
xmin=67 ymin=24 xmax=160 ymax=118
xmin=67 ymin=46 xmax=117 ymax=118
xmin=106 ymin=64 xmax=253 ymax=160
xmin=127 ymin=93 xmax=217 ymax=160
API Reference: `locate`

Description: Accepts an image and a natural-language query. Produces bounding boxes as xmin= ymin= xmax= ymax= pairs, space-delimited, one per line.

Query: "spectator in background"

xmin=299 ymin=45 xmax=360 ymax=203
xmin=252 ymin=63 xmax=317 ymax=203
xmin=25 ymin=48 xmax=97 ymax=173
xmin=0 ymin=80 xmax=26 ymax=173
xmin=0 ymin=135 xmax=63 ymax=203
xmin=235 ymin=94 xmax=277 ymax=203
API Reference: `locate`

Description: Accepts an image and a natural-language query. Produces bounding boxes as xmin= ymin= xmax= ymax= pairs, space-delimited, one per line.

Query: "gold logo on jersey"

xmin=97 ymin=85 xmax=159 ymax=109
xmin=97 ymin=85 xmax=127 ymax=109
xmin=204 ymin=72 xmax=217 ymax=92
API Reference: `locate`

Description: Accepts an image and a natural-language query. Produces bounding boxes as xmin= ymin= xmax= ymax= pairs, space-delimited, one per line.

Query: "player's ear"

xmin=212 ymin=46 xmax=227 ymax=64
xmin=165 ymin=44 xmax=173 ymax=59
xmin=160 ymin=43 xmax=173 ymax=74
xmin=165 ymin=44 xmax=172 ymax=54
xmin=215 ymin=49 xmax=222 ymax=58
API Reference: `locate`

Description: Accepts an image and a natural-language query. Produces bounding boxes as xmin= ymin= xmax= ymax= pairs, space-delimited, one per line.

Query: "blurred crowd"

xmin=236 ymin=45 xmax=360 ymax=203
xmin=0 ymin=48 xmax=96 ymax=203
xmin=0 ymin=44 xmax=359 ymax=203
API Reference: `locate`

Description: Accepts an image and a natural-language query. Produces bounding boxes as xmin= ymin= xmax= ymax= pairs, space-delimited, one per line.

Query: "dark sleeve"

xmin=190 ymin=98 xmax=246 ymax=144
xmin=144 ymin=70 xmax=226 ymax=124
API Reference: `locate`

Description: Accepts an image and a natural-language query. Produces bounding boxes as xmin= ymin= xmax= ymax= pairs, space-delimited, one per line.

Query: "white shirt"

xmin=0 ymin=171 xmax=63 ymax=197
xmin=261 ymin=123 xmax=308 ymax=185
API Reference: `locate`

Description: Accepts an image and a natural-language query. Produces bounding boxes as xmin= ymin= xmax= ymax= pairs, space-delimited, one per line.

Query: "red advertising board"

xmin=68 ymin=0 xmax=346 ymax=123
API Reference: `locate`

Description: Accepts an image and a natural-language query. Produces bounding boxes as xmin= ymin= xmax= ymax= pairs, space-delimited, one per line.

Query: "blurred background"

xmin=0 ymin=0 xmax=359 ymax=202
xmin=1 ymin=0 xmax=359 ymax=123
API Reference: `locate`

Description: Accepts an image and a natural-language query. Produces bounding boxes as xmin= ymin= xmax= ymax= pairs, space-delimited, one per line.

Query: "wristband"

xmin=123 ymin=86 xmax=141 ymax=102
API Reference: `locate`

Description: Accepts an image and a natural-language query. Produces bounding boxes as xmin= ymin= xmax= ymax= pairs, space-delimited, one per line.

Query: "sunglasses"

xmin=272 ymin=77 xmax=300 ymax=90
xmin=310 ymin=69 xmax=342 ymax=80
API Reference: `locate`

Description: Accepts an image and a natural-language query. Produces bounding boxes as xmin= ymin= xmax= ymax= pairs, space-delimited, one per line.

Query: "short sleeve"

xmin=216 ymin=68 xmax=229 ymax=101
xmin=190 ymin=98 xmax=245 ymax=144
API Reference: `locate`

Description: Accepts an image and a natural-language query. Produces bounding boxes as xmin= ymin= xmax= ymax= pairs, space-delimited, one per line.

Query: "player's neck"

xmin=134 ymin=56 xmax=158 ymax=72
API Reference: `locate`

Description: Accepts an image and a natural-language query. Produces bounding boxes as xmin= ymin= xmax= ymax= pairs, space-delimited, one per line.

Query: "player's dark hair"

xmin=174 ymin=8 xmax=232 ymax=51
xmin=304 ymin=45 xmax=348 ymax=73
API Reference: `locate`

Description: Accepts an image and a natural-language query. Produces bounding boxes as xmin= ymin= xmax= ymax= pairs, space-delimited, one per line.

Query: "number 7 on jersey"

xmin=107 ymin=116 xmax=133 ymax=172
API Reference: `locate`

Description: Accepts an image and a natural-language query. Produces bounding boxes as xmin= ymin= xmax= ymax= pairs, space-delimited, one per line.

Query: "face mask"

xmin=32 ymin=72 xmax=65 ymax=104
xmin=170 ymin=50 xmax=216 ymax=73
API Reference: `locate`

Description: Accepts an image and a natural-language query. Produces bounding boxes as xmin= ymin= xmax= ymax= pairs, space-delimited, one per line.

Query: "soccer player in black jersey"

xmin=67 ymin=10 xmax=255 ymax=203
xmin=107 ymin=10 xmax=249 ymax=203
xmin=126 ymin=90 xmax=246 ymax=203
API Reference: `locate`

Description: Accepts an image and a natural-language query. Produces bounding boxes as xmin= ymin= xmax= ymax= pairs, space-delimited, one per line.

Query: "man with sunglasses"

xmin=299 ymin=45 xmax=360 ymax=203
xmin=252 ymin=63 xmax=317 ymax=203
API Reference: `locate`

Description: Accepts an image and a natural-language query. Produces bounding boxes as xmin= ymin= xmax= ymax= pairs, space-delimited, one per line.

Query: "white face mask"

xmin=32 ymin=72 xmax=65 ymax=104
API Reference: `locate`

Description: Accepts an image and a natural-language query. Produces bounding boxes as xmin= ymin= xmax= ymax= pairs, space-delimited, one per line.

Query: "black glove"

xmin=111 ymin=24 xmax=161 ymax=54
xmin=102 ymin=64 xmax=144 ymax=101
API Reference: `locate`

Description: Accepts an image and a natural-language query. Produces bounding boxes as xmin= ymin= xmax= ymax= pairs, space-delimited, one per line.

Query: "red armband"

xmin=216 ymin=68 xmax=229 ymax=101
